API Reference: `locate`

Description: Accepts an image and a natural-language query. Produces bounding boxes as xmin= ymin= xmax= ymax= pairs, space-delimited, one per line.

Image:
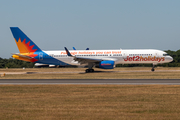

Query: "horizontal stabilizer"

xmin=11 ymin=53 xmax=33 ymax=59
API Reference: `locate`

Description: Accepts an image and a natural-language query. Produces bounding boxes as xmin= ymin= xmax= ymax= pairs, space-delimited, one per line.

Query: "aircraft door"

xmin=155 ymin=52 xmax=160 ymax=58
xmin=39 ymin=52 xmax=43 ymax=60
xmin=123 ymin=51 xmax=128 ymax=59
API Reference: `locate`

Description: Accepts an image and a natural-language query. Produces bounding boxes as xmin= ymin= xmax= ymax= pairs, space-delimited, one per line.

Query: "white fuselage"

xmin=40 ymin=49 xmax=173 ymax=66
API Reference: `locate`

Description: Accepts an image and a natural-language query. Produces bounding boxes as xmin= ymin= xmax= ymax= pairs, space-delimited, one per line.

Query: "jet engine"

xmin=96 ymin=61 xmax=115 ymax=69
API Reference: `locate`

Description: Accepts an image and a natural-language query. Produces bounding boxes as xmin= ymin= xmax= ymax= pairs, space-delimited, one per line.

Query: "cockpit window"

xmin=163 ymin=54 xmax=169 ymax=56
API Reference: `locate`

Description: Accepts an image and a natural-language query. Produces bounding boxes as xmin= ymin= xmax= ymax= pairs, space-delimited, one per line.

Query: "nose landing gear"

xmin=151 ymin=64 xmax=156 ymax=72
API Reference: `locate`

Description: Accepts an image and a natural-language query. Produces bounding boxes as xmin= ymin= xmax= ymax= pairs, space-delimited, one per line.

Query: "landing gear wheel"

xmin=151 ymin=68 xmax=155 ymax=72
xmin=90 ymin=69 xmax=94 ymax=72
xmin=85 ymin=69 xmax=94 ymax=73
xmin=86 ymin=69 xmax=90 ymax=73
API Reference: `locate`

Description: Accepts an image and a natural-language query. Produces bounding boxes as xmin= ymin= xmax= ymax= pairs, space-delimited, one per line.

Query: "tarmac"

xmin=0 ymin=70 xmax=180 ymax=75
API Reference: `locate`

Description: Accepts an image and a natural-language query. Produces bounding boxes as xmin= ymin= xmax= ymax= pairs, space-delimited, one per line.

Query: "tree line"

xmin=0 ymin=50 xmax=180 ymax=68
xmin=0 ymin=58 xmax=34 ymax=68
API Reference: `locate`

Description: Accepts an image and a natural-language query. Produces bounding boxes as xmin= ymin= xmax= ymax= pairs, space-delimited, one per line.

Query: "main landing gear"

xmin=86 ymin=69 xmax=94 ymax=73
xmin=85 ymin=63 xmax=94 ymax=73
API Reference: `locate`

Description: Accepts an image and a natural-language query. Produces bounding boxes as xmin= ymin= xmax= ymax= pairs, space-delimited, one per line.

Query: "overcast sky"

xmin=1 ymin=0 xmax=180 ymax=58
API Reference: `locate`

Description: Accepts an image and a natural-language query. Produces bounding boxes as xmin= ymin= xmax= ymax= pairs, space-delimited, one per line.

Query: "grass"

xmin=0 ymin=67 xmax=180 ymax=79
xmin=0 ymin=85 xmax=180 ymax=120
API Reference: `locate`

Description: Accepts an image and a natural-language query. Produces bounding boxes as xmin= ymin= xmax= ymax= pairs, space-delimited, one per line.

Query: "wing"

xmin=64 ymin=47 xmax=116 ymax=64
xmin=73 ymin=57 xmax=102 ymax=64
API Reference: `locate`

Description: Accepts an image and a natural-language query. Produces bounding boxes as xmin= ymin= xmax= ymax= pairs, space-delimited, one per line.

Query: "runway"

xmin=1 ymin=79 xmax=180 ymax=85
xmin=1 ymin=70 xmax=180 ymax=75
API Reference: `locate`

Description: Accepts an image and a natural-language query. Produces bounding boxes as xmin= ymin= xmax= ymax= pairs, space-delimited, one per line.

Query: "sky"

xmin=0 ymin=0 xmax=180 ymax=58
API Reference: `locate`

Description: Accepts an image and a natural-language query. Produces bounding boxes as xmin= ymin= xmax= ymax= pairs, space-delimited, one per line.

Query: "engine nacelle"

xmin=98 ymin=61 xmax=115 ymax=69
xmin=35 ymin=63 xmax=57 ymax=68
xmin=49 ymin=65 xmax=56 ymax=68
xmin=35 ymin=63 xmax=49 ymax=67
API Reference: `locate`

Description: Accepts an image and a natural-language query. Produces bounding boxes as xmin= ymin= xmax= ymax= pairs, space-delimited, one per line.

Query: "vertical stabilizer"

xmin=10 ymin=27 xmax=41 ymax=53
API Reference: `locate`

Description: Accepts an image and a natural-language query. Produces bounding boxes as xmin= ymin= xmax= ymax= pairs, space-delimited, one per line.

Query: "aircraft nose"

xmin=170 ymin=56 xmax=173 ymax=62
xmin=168 ymin=56 xmax=173 ymax=62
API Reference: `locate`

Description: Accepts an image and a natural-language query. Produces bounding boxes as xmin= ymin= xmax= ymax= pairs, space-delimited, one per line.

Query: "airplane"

xmin=10 ymin=27 xmax=173 ymax=73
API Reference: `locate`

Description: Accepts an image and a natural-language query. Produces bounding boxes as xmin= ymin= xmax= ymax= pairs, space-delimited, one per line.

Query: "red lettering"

xmin=124 ymin=56 xmax=129 ymax=61
xmin=133 ymin=56 xmax=136 ymax=61
xmin=158 ymin=58 xmax=161 ymax=62
xmin=129 ymin=57 xmax=132 ymax=61
xmin=161 ymin=57 xmax=165 ymax=61
xmin=124 ymin=56 xmax=165 ymax=62
xmin=135 ymin=56 xmax=140 ymax=61
xmin=144 ymin=57 xmax=148 ymax=61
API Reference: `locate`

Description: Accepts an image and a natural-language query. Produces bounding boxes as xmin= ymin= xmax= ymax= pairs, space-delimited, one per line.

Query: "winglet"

xmin=64 ymin=47 xmax=72 ymax=56
xmin=73 ymin=47 xmax=76 ymax=50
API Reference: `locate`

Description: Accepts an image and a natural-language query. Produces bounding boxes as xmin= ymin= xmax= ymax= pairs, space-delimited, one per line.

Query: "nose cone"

xmin=167 ymin=56 xmax=173 ymax=62
xmin=170 ymin=56 xmax=173 ymax=62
